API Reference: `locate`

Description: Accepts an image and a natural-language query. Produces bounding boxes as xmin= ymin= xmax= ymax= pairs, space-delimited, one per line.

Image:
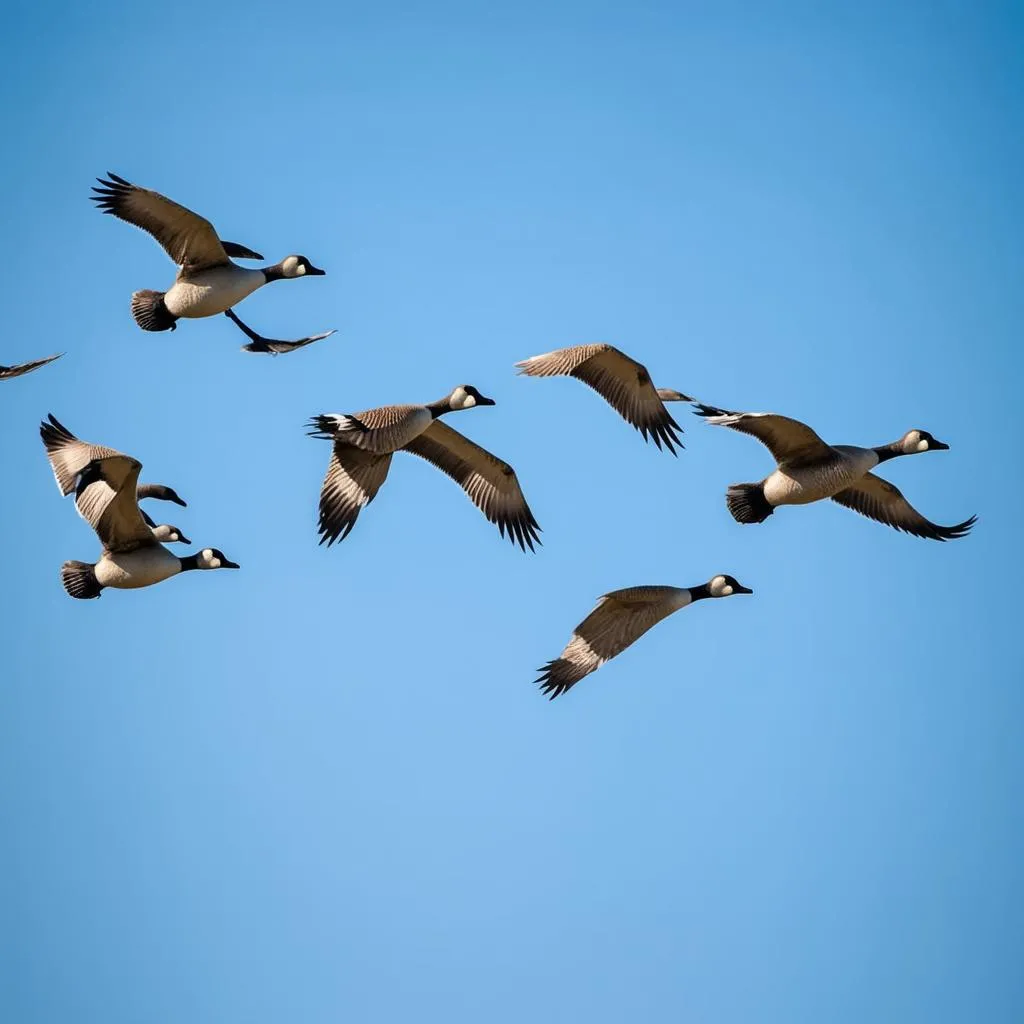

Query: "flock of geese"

xmin=7 ymin=173 xmax=977 ymax=699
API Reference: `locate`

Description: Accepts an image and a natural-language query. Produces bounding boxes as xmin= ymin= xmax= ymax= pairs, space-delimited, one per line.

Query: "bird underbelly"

xmin=96 ymin=547 xmax=179 ymax=589
xmin=165 ymin=270 xmax=264 ymax=318
xmin=764 ymin=466 xmax=857 ymax=506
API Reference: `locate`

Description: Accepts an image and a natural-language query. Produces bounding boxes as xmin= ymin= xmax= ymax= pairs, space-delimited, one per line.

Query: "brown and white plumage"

xmin=317 ymin=447 xmax=394 ymax=546
xmin=536 ymin=575 xmax=753 ymax=700
xmin=91 ymin=172 xmax=330 ymax=351
xmin=309 ymin=386 xmax=541 ymax=551
xmin=515 ymin=344 xmax=692 ymax=453
xmin=694 ymin=403 xmax=976 ymax=539
xmin=40 ymin=415 xmax=184 ymax=509
xmin=0 ymin=353 xmax=63 ymax=380
xmin=40 ymin=415 xmax=238 ymax=598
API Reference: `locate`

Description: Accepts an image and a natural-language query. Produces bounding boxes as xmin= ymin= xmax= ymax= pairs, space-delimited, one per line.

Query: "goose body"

xmin=91 ymin=173 xmax=332 ymax=352
xmin=308 ymin=386 xmax=542 ymax=550
xmin=536 ymin=575 xmax=753 ymax=699
xmin=515 ymin=344 xmax=692 ymax=453
xmin=694 ymin=404 xmax=976 ymax=541
xmin=164 ymin=265 xmax=267 ymax=319
xmin=40 ymin=414 xmax=239 ymax=599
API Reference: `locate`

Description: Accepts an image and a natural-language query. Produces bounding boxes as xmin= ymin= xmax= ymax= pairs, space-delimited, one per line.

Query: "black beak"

xmin=478 ymin=394 xmax=497 ymax=406
xmin=170 ymin=494 xmax=187 ymax=507
xmin=179 ymin=534 xmax=192 ymax=546
xmin=223 ymin=560 xmax=241 ymax=569
xmin=932 ymin=439 xmax=950 ymax=451
xmin=306 ymin=264 xmax=326 ymax=276
xmin=735 ymin=584 xmax=754 ymax=595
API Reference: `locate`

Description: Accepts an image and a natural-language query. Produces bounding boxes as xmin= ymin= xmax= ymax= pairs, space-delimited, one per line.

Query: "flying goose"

xmin=693 ymin=403 xmax=977 ymax=541
xmin=91 ymin=173 xmax=334 ymax=353
xmin=308 ymin=385 xmax=542 ymax=551
xmin=535 ymin=575 xmax=753 ymax=699
xmin=1 ymin=352 xmax=63 ymax=380
xmin=40 ymin=415 xmax=238 ymax=599
xmin=515 ymin=344 xmax=692 ymax=453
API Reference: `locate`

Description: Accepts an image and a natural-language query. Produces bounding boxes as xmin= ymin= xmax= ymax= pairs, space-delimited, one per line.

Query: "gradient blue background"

xmin=2 ymin=3 xmax=1021 ymax=1021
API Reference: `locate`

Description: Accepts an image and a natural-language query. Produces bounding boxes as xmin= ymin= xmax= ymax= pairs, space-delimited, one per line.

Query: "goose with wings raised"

xmin=91 ymin=173 xmax=334 ymax=354
xmin=693 ymin=403 xmax=976 ymax=541
xmin=40 ymin=415 xmax=239 ymax=599
xmin=515 ymin=344 xmax=692 ymax=454
xmin=308 ymin=385 xmax=542 ymax=551
xmin=1 ymin=352 xmax=63 ymax=380
xmin=535 ymin=575 xmax=753 ymax=699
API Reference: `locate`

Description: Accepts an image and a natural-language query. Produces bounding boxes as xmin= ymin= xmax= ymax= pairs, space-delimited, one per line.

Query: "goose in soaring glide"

xmin=91 ymin=173 xmax=334 ymax=354
xmin=694 ymin=403 xmax=976 ymax=541
xmin=308 ymin=385 xmax=542 ymax=551
xmin=515 ymin=344 xmax=692 ymax=454
xmin=1 ymin=352 xmax=62 ymax=380
xmin=40 ymin=414 xmax=239 ymax=599
xmin=535 ymin=575 xmax=753 ymax=699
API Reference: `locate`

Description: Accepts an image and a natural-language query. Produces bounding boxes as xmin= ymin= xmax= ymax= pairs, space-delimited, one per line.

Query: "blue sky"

xmin=1 ymin=2 xmax=1021 ymax=1021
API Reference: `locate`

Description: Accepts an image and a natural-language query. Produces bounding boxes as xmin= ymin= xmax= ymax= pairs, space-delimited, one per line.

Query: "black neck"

xmin=688 ymin=583 xmax=712 ymax=602
xmin=178 ymin=554 xmax=201 ymax=573
xmin=872 ymin=442 xmax=905 ymax=464
xmin=425 ymin=398 xmax=452 ymax=419
xmin=262 ymin=264 xmax=285 ymax=283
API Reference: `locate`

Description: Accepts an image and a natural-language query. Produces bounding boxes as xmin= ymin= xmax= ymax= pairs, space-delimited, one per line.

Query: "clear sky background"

xmin=1 ymin=2 xmax=1021 ymax=1022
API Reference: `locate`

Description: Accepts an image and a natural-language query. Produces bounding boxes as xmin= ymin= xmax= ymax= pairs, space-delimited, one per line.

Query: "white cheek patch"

xmin=209 ymin=558 xmax=221 ymax=569
xmin=917 ymin=440 xmax=929 ymax=452
xmin=463 ymin=395 xmax=476 ymax=408
xmin=295 ymin=264 xmax=306 ymax=276
xmin=202 ymin=548 xmax=213 ymax=559
xmin=721 ymin=585 xmax=733 ymax=596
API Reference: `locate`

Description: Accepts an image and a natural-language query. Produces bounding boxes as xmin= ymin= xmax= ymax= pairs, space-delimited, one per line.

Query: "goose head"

xmin=446 ymin=385 xmax=496 ymax=411
xmin=708 ymin=574 xmax=753 ymax=598
xmin=195 ymin=547 xmax=240 ymax=570
xmin=150 ymin=523 xmax=191 ymax=545
xmin=279 ymin=255 xmax=326 ymax=278
xmin=899 ymin=429 xmax=949 ymax=454
xmin=656 ymin=388 xmax=694 ymax=403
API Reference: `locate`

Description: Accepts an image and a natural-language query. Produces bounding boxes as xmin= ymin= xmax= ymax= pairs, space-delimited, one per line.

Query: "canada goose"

xmin=536 ymin=575 xmax=753 ymax=699
xmin=515 ymin=344 xmax=693 ymax=453
xmin=308 ymin=385 xmax=542 ymax=550
xmin=40 ymin=415 xmax=238 ymax=599
xmin=91 ymin=173 xmax=334 ymax=353
xmin=1 ymin=353 xmax=62 ymax=380
xmin=693 ymin=403 xmax=977 ymax=541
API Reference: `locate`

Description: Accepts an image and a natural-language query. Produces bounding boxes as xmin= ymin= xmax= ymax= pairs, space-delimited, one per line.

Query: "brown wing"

xmin=517 ymin=344 xmax=684 ymax=453
xmin=693 ymin=404 xmax=832 ymax=464
xmin=74 ymin=455 xmax=156 ymax=552
xmin=535 ymin=587 xmax=687 ymax=699
xmin=40 ymin=414 xmax=124 ymax=496
xmin=831 ymin=472 xmax=976 ymax=541
xmin=91 ymin=173 xmax=230 ymax=270
xmin=0 ymin=353 xmax=62 ymax=380
xmin=317 ymin=444 xmax=394 ymax=546
xmin=402 ymin=420 xmax=541 ymax=551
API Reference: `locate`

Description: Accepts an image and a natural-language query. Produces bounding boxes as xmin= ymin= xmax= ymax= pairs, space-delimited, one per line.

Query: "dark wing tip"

xmin=692 ymin=402 xmax=730 ymax=419
xmin=933 ymin=514 xmax=978 ymax=541
xmin=534 ymin=659 xmax=577 ymax=700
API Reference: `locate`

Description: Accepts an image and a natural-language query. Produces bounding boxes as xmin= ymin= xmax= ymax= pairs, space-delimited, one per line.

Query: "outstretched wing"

xmin=40 ymin=413 xmax=123 ymax=496
xmin=317 ymin=444 xmax=394 ymax=546
xmin=517 ymin=344 xmax=685 ymax=453
xmin=535 ymin=587 xmax=686 ymax=699
xmin=0 ymin=353 xmax=62 ymax=380
xmin=693 ymin=403 xmax=832 ymax=464
xmin=402 ymin=420 xmax=541 ymax=551
xmin=831 ymin=473 xmax=976 ymax=541
xmin=91 ymin=172 xmax=230 ymax=271
xmin=75 ymin=456 xmax=155 ymax=552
